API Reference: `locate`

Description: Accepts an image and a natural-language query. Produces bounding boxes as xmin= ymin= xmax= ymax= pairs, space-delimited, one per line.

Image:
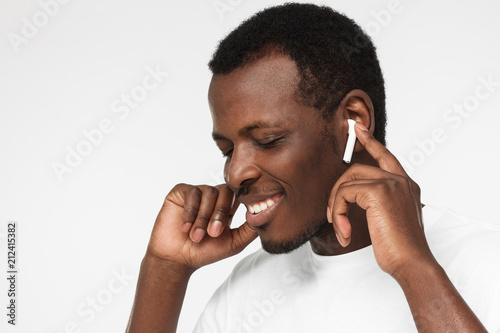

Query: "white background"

xmin=0 ymin=0 xmax=499 ymax=332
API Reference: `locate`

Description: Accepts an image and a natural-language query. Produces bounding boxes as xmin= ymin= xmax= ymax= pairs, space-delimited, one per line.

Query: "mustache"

xmin=236 ymin=184 xmax=285 ymax=198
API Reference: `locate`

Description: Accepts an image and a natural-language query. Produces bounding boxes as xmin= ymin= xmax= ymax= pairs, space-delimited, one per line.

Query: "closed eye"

xmin=255 ymin=137 xmax=283 ymax=149
xmin=220 ymin=136 xmax=285 ymax=159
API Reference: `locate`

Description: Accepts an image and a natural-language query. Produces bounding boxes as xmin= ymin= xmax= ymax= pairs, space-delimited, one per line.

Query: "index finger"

xmin=215 ymin=184 xmax=241 ymax=222
xmin=206 ymin=184 xmax=240 ymax=237
xmin=354 ymin=123 xmax=407 ymax=176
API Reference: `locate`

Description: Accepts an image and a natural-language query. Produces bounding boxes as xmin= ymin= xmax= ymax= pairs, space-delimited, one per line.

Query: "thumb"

xmin=230 ymin=222 xmax=258 ymax=255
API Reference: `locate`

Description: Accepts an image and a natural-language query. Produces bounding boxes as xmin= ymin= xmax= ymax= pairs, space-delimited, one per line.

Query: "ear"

xmin=339 ymin=89 xmax=375 ymax=152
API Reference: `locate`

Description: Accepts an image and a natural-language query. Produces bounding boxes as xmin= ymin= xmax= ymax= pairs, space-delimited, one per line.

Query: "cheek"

xmin=296 ymin=132 xmax=337 ymax=176
xmin=273 ymin=137 xmax=340 ymax=201
xmin=299 ymin=146 xmax=338 ymax=205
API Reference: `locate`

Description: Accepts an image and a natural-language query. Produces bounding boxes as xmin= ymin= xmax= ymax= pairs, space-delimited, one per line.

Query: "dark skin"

xmin=209 ymin=53 xmax=362 ymax=255
xmin=127 ymin=54 xmax=486 ymax=332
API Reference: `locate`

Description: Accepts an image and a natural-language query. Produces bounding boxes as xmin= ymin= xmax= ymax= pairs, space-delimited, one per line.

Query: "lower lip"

xmin=245 ymin=193 xmax=284 ymax=227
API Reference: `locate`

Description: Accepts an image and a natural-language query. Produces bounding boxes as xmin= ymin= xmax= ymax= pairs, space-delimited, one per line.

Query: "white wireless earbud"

xmin=343 ymin=119 xmax=357 ymax=163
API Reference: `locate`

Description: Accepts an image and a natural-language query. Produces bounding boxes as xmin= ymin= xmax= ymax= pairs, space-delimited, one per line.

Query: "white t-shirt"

xmin=194 ymin=205 xmax=500 ymax=332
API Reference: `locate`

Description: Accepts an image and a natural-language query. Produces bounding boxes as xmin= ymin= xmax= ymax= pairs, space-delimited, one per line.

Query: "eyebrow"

xmin=212 ymin=120 xmax=282 ymax=141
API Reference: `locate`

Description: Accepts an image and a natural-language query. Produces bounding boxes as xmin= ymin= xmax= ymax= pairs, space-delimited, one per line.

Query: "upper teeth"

xmin=247 ymin=198 xmax=276 ymax=214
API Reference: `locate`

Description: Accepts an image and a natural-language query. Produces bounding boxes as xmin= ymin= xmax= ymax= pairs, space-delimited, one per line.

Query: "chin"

xmin=259 ymin=218 xmax=327 ymax=254
xmin=261 ymin=237 xmax=308 ymax=254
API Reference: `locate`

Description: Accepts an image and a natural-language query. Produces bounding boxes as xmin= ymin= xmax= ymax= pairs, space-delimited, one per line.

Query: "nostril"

xmin=223 ymin=147 xmax=261 ymax=191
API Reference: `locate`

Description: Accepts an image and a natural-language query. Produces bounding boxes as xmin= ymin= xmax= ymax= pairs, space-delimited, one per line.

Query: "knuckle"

xmin=166 ymin=183 xmax=187 ymax=200
xmin=374 ymin=180 xmax=391 ymax=194
xmin=215 ymin=183 xmax=231 ymax=192
xmin=172 ymin=182 xmax=191 ymax=194
xmin=347 ymin=163 xmax=362 ymax=178
xmin=182 ymin=207 xmax=200 ymax=223
xmin=388 ymin=175 xmax=405 ymax=189
xmin=198 ymin=185 xmax=219 ymax=199
xmin=204 ymin=186 xmax=219 ymax=198
xmin=394 ymin=175 xmax=412 ymax=192
xmin=389 ymin=176 xmax=402 ymax=187
xmin=214 ymin=206 xmax=231 ymax=218
xmin=184 ymin=206 xmax=200 ymax=216
xmin=337 ymin=182 xmax=349 ymax=192
xmin=195 ymin=213 xmax=211 ymax=225
xmin=190 ymin=187 xmax=203 ymax=199
xmin=173 ymin=182 xmax=186 ymax=190
xmin=163 ymin=194 xmax=170 ymax=205
xmin=349 ymin=163 xmax=362 ymax=171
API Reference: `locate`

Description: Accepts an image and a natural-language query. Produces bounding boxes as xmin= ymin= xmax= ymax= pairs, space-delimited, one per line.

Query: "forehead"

xmin=208 ymin=55 xmax=303 ymax=133
xmin=209 ymin=54 xmax=299 ymax=105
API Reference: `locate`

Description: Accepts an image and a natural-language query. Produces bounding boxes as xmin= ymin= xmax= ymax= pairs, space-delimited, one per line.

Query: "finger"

xmin=354 ymin=124 xmax=421 ymax=200
xmin=228 ymin=222 xmax=258 ymax=255
xmin=180 ymin=186 xmax=203 ymax=233
xmin=327 ymin=165 xmax=395 ymax=219
xmin=331 ymin=182 xmax=377 ymax=247
xmin=354 ymin=123 xmax=408 ymax=176
xmin=328 ymin=181 xmax=375 ymax=247
xmin=330 ymin=208 xmax=352 ymax=248
xmin=189 ymin=186 xmax=219 ymax=243
xmin=207 ymin=185 xmax=236 ymax=237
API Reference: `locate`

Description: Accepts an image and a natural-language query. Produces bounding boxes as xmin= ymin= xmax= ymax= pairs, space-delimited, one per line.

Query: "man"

xmin=127 ymin=3 xmax=500 ymax=332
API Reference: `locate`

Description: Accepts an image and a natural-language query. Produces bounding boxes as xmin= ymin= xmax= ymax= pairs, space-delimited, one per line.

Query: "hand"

xmin=147 ymin=183 xmax=258 ymax=270
xmin=327 ymin=124 xmax=435 ymax=279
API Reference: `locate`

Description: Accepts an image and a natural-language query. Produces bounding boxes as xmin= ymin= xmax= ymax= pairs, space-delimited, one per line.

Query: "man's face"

xmin=209 ymin=55 xmax=347 ymax=254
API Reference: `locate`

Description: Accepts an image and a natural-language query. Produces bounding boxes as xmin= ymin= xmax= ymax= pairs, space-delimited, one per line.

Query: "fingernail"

xmin=191 ymin=228 xmax=205 ymax=243
xmin=209 ymin=220 xmax=223 ymax=237
xmin=181 ymin=222 xmax=192 ymax=233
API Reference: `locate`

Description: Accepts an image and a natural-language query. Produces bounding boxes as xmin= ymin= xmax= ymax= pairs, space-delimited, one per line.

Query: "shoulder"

xmin=423 ymin=204 xmax=500 ymax=257
xmin=423 ymin=204 xmax=500 ymax=276
xmin=423 ymin=205 xmax=500 ymax=331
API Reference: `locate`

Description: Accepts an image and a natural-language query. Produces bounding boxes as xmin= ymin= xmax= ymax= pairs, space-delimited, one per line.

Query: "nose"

xmin=224 ymin=145 xmax=261 ymax=192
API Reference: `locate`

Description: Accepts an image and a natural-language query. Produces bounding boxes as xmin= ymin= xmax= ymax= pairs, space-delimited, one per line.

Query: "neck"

xmin=309 ymin=203 xmax=371 ymax=256
xmin=310 ymin=152 xmax=377 ymax=255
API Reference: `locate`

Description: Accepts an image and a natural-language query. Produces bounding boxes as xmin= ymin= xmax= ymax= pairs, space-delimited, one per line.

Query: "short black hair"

xmin=208 ymin=3 xmax=387 ymax=145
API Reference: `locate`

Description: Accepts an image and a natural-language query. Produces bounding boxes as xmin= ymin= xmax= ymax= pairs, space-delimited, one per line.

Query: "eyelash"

xmin=221 ymin=137 xmax=283 ymax=158
xmin=256 ymin=137 xmax=282 ymax=149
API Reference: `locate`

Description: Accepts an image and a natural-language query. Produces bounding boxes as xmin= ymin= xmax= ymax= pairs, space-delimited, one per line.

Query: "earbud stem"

xmin=343 ymin=119 xmax=356 ymax=163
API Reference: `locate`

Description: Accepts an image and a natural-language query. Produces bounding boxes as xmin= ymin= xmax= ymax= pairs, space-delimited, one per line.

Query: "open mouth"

xmin=245 ymin=193 xmax=283 ymax=215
